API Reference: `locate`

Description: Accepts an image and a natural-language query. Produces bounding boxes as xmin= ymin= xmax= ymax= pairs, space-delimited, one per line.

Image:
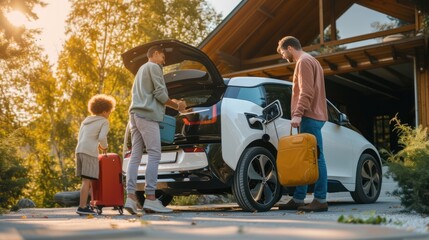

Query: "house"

xmin=199 ymin=0 xmax=428 ymax=151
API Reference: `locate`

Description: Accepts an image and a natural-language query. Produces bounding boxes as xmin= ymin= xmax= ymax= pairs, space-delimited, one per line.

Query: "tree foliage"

xmin=0 ymin=0 xmax=48 ymax=208
xmin=25 ymin=0 xmax=220 ymax=207
xmin=0 ymin=0 xmax=46 ymax=60
xmin=0 ymin=133 xmax=28 ymax=209
xmin=56 ymin=0 xmax=222 ymax=158
xmin=1 ymin=0 xmax=221 ymax=208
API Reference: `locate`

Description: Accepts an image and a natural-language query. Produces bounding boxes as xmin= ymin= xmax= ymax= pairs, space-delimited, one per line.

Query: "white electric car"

xmin=121 ymin=39 xmax=382 ymax=212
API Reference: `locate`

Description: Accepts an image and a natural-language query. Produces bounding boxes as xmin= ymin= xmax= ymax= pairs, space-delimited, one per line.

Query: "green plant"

xmin=338 ymin=212 xmax=387 ymax=225
xmin=382 ymin=115 xmax=429 ymax=214
xmin=171 ymin=195 xmax=200 ymax=206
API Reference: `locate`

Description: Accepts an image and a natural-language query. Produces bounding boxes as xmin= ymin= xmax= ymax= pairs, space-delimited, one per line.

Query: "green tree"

xmin=24 ymin=59 xmax=80 ymax=206
xmin=313 ymin=26 xmax=347 ymax=54
xmin=0 ymin=133 xmax=29 ymax=209
xmin=0 ymin=0 xmax=222 ymax=207
xmin=0 ymin=0 xmax=47 ymax=208
xmin=1 ymin=0 xmax=46 ymax=132
xmin=56 ymin=0 xmax=222 ymax=159
xmin=0 ymin=0 xmax=46 ymax=60
xmin=128 ymin=0 xmax=222 ymax=46
xmin=57 ymin=0 xmax=133 ymax=163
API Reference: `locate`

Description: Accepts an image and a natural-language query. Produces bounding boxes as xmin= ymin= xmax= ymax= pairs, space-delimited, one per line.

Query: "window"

xmin=262 ymin=84 xmax=292 ymax=119
xmin=374 ymin=115 xmax=391 ymax=150
xmin=224 ymin=86 xmax=265 ymax=106
xmin=327 ymin=102 xmax=340 ymax=123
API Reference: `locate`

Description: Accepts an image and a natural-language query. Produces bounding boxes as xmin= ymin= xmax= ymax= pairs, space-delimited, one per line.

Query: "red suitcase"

xmin=90 ymin=153 xmax=124 ymax=215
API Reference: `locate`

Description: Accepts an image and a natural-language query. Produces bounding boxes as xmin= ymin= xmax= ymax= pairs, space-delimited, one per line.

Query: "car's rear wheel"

xmin=136 ymin=190 xmax=174 ymax=206
xmin=350 ymin=153 xmax=382 ymax=203
xmin=232 ymin=147 xmax=282 ymax=212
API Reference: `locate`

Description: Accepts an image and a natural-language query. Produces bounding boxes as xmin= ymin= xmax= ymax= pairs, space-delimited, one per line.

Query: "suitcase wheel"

xmin=112 ymin=206 xmax=123 ymax=215
xmin=95 ymin=206 xmax=103 ymax=215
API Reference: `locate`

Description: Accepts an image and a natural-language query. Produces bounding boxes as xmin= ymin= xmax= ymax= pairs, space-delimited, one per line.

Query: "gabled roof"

xmin=199 ymin=0 xmax=422 ymax=77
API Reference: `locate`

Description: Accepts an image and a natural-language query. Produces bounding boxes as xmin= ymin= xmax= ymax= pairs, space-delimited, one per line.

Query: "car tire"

xmin=350 ymin=153 xmax=382 ymax=203
xmin=136 ymin=190 xmax=174 ymax=206
xmin=232 ymin=146 xmax=282 ymax=212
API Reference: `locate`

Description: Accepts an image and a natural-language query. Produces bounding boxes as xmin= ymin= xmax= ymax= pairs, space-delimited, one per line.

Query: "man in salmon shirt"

xmin=277 ymin=36 xmax=329 ymax=212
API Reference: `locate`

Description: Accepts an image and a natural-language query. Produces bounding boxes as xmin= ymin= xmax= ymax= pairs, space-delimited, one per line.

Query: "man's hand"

xmin=291 ymin=116 xmax=302 ymax=128
xmin=177 ymin=100 xmax=187 ymax=112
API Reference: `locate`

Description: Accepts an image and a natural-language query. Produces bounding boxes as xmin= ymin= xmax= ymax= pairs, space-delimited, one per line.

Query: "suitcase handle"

xmin=289 ymin=126 xmax=300 ymax=135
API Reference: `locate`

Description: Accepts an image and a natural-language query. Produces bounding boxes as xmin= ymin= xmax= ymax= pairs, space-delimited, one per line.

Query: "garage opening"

xmin=325 ymin=61 xmax=415 ymax=153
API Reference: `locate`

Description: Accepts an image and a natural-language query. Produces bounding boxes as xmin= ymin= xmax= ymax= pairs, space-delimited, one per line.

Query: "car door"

xmin=262 ymin=84 xmax=358 ymax=184
xmin=261 ymin=83 xmax=293 ymax=146
xmin=322 ymin=103 xmax=359 ymax=184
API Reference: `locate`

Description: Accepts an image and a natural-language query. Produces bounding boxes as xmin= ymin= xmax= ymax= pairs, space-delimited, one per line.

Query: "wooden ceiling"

xmin=199 ymin=0 xmax=424 ymax=78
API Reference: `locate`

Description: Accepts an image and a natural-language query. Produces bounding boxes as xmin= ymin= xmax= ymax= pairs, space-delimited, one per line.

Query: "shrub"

xmin=383 ymin=116 xmax=429 ymax=214
xmin=0 ymin=136 xmax=29 ymax=209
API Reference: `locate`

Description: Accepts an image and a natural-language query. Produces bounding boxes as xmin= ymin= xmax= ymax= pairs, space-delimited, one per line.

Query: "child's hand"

xmin=98 ymin=144 xmax=107 ymax=154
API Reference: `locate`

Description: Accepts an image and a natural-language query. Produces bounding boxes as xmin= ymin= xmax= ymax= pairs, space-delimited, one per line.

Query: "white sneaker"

xmin=124 ymin=197 xmax=139 ymax=215
xmin=143 ymin=199 xmax=173 ymax=213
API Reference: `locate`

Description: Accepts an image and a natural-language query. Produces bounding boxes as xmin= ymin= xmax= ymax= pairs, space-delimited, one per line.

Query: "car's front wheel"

xmin=232 ymin=147 xmax=282 ymax=212
xmin=350 ymin=153 xmax=382 ymax=203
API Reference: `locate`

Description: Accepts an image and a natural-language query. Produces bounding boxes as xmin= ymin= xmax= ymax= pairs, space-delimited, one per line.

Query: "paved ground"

xmin=0 ymin=199 xmax=428 ymax=240
xmin=1 ymin=193 xmax=429 ymax=240
xmin=1 ymin=170 xmax=428 ymax=240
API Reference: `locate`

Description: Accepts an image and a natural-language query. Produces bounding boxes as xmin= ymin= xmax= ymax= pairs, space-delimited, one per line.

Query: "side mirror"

xmin=339 ymin=113 xmax=350 ymax=125
xmin=263 ymin=100 xmax=283 ymax=124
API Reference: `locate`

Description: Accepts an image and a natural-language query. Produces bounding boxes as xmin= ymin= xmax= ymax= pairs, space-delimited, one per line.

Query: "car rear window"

xmin=224 ymin=86 xmax=265 ymax=106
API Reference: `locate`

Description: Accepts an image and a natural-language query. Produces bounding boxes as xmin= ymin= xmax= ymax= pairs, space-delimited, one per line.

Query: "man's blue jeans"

xmin=293 ymin=116 xmax=327 ymax=201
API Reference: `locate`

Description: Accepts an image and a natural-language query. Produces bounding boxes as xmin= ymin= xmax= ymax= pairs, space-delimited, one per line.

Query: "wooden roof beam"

xmin=242 ymin=25 xmax=416 ymax=66
xmin=262 ymin=70 xmax=275 ymax=78
xmin=344 ymin=72 xmax=394 ymax=92
xmin=286 ymin=66 xmax=295 ymax=72
xmin=323 ymin=58 xmax=338 ymax=71
xmin=358 ymin=70 xmax=406 ymax=88
xmin=257 ymin=7 xmax=274 ymax=19
xmin=332 ymin=74 xmax=399 ymax=100
xmin=217 ymin=51 xmax=241 ymax=70
xmin=364 ymin=51 xmax=378 ymax=64
xmin=330 ymin=0 xmax=337 ymax=41
xmin=391 ymin=46 xmax=398 ymax=61
xmin=344 ymin=55 xmax=357 ymax=68
xmin=319 ymin=0 xmax=324 ymax=45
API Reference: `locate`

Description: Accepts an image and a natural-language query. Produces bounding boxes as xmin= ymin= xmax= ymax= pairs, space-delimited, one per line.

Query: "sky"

xmin=6 ymin=0 xmax=392 ymax=65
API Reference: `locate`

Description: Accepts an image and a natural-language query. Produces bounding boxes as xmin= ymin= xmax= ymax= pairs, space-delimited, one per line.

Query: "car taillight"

xmin=183 ymin=147 xmax=205 ymax=152
xmin=182 ymin=106 xmax=217 ymax=125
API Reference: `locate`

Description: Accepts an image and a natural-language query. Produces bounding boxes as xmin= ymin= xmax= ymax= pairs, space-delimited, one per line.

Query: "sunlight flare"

xmin=5 ymin=10 xmax=29 ymax=27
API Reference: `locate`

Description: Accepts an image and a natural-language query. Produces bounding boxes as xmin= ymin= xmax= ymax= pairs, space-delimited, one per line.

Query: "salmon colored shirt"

xmin=291 ymin=53 xmax=328 ymax=121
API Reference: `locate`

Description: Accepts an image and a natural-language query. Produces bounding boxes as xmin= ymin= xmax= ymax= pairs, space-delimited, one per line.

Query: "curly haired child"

xmin=75 ymin=94 xmax=116 ymax=215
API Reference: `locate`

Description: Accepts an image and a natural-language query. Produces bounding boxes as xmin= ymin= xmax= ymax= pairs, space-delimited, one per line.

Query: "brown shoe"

xmin=297 ymin=199 xmax=328 ymax=212
xmin=278 ymin=199 xmax=305 ymax=210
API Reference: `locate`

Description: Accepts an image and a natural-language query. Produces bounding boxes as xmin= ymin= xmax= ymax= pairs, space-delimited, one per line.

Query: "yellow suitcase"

xmin=276 ymin=127 xmax=318 ymax=186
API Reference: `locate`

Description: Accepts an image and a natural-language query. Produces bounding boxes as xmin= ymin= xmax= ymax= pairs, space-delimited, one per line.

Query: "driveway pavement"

xmin=0 ymin=200 xmax=428 ymax=240
xmin=0 ymin=169 xmax=428 ymax=240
